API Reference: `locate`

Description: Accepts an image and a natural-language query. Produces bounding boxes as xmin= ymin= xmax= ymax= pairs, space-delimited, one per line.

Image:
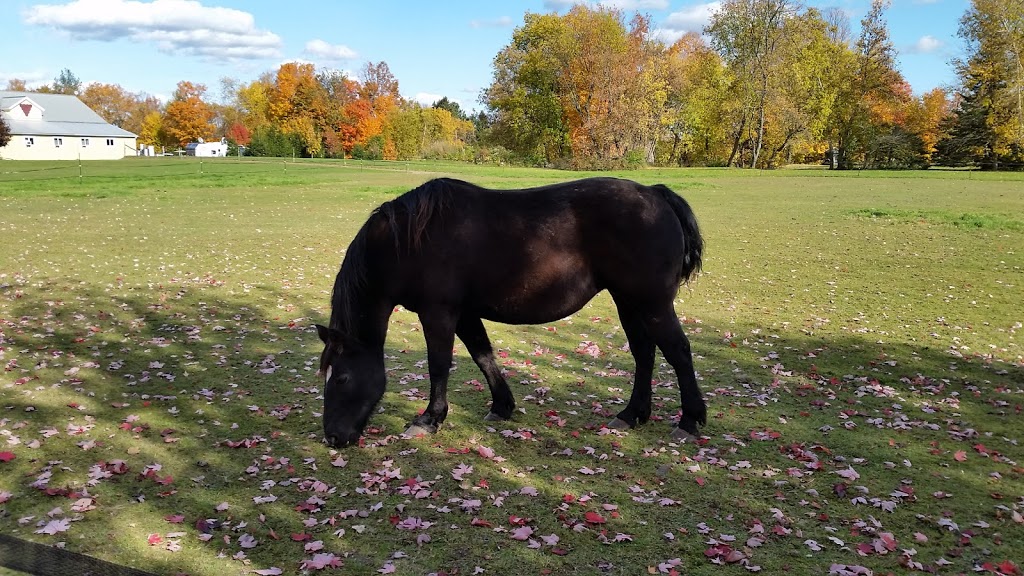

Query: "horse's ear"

xmin=315 ymin=324 xmax=331 ymax=344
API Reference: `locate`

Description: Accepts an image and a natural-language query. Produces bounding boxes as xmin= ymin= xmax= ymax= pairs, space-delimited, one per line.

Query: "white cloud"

xmin=470 ymin=16 xmax=513 ymax=28
xmin=413 ymin=92 xmax=444 ymax=106
xmin=906 ymin=35 xmax=943 ymax=54
xmin=651 ymin=2 xmax=719 ymax=43
xmin=304 ymin=39 xmax=358 ymax=61
xmin=545 ymin=0 xmax=670 ymax=10
xmin=23 ymin=0 xmax=281 ymax=60
xmin=0 ymin=69 xmax=51 ymax=90
xmin=599 ymin=0 xmax=670 ymax=9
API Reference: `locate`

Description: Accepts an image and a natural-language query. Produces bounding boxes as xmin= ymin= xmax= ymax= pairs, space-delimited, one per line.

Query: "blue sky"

xmin=1 ymin=0 xmax=969 ymax=112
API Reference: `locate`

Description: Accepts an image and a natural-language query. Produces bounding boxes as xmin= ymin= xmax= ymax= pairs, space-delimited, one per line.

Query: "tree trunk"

xmin=727 ymin=114 xmax=747 ymax=167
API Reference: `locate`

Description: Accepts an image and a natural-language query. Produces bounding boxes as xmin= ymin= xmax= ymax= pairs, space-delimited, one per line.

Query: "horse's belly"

xmin=475 ymin=272 xmax=599 ymax=325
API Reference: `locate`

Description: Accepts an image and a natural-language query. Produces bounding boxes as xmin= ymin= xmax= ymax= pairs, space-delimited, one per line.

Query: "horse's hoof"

xmin=483 ymin=412 xmax=507 ymax=422
xmin=670 ymin=427 xmax=698 ymax=443
xmin=606 ymin=418 xmax=632 ymax=430
xmin=403 ymin=424 xmax=434 ymax=438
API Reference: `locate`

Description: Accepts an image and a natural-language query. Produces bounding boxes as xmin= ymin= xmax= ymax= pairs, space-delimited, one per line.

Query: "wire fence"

xmin=0 ymin=156 xmax=431 ymax=185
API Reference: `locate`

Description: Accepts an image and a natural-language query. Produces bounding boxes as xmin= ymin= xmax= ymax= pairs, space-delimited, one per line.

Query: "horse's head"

xmin=316 ymin=324 xmax=385 ymax=447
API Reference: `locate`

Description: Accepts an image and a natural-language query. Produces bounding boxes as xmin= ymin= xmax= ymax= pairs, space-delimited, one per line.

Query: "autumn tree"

xmin=0 ymin=113 xmax=11 ymax=148
xmin=826 ymin=0 xmax=905 ymax=169
xmin=163 ymin=81 xmax=215 ymax=146
xmin=483 ymin=11 xmax=570 ymax=164
xmin=661 ymin=32 xmax=730 ymax=165
xmin=136 ymin=110 xmax=167 ymax=147
xmin=946 ymin=0 xmax=1024 ymax=168
xmin=5 ymin=79 xmax=29 ymax=91
xmin=485 ymin=6 xmax=667 ymax=166
xmin=79 ymin=83 xmax=135 ymax=127
xmin=707 ymin=0 xmax=799 ymax=168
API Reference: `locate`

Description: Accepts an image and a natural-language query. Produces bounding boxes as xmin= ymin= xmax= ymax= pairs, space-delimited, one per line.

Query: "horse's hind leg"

xmin=609 ymin=301 xmax=655 ymax=429
xmin=644 ymin=304 xmax=706 ymax=441
xmin=456 ymin=316 xmax=515 ymax=421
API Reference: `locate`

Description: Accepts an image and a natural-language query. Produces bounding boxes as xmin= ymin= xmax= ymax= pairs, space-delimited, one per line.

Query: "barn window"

xmin=106 ymin=138 xmax=115 ymax=146
xmin=54 ymin=137 xmax=63 ymax=147
xmin=81 ymin=138 xmax=90 ymax=147
xmin=25 ymin=137 xmax=34 ymax=147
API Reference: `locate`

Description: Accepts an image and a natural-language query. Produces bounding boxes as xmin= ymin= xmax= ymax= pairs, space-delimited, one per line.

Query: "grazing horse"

xmin=316 ymin=177 xmax=705 ymax=447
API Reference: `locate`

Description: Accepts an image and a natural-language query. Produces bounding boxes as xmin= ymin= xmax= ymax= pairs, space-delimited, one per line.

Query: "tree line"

xmin=4 ymin=0 xmax=1021 ymax=169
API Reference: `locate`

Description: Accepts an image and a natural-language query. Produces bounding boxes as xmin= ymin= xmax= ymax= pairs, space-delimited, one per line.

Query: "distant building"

xmin=185 ymin=138 xmax=229 ymax=157
xmin=0 ymin=91 xmax=137 ymax=160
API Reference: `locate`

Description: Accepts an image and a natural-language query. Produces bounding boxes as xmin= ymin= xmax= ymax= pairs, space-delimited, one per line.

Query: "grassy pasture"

xmin=0 ymin=158 xmax=1022 ymax=575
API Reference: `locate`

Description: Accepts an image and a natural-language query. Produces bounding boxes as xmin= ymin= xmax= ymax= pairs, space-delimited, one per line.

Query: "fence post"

xmin=78 ymin=154 xmax=82 ymax=184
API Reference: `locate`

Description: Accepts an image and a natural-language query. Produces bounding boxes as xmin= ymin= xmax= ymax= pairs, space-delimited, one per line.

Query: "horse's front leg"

xmin=405 ymin=311 xmax=457 ymax=437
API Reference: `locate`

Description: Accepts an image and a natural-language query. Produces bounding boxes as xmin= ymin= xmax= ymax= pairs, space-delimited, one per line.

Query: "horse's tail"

xmin=652 ymin=184 xmax=703 ymax=283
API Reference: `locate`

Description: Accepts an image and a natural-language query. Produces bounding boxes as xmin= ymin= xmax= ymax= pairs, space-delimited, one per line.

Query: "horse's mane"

xmin=329 ymin=178 xmax=457 ymax=342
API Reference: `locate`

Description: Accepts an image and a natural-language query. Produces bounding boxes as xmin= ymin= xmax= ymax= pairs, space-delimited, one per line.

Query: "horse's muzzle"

xmin=324 ymin=430 xmax=360 ymax=448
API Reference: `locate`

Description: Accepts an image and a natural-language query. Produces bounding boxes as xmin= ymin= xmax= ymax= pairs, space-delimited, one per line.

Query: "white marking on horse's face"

xmin=325 ymin=365 xmax=333 ymax=388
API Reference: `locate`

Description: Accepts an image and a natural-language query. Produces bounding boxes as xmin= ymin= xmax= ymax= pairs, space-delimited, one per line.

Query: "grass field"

xmin=1 ymin=158 xmax=1022 ymax=576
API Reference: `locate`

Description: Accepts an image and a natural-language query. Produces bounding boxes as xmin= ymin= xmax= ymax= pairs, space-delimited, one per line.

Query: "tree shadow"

xmin=2 ymin=278 xmax=1021 ymax=575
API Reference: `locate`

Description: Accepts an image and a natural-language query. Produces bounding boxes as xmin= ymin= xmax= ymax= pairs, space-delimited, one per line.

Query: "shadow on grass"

xmin=2 ymin=280 xmax=1022 ymax=575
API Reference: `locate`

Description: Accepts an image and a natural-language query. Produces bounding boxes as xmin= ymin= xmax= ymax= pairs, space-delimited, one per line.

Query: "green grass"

xmin=1 ymin=158 xmax=1022 ymax=576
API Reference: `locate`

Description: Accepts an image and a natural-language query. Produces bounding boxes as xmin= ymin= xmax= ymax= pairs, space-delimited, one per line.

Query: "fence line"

xmin=0 ymin=157 xmax=423 ymax=185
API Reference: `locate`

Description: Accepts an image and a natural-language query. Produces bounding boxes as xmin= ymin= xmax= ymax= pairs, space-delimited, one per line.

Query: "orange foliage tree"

xmin=163 ymin=81 xmax=215 ymax=146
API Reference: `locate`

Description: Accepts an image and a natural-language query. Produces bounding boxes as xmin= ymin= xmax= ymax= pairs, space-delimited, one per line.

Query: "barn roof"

xmin=0 ymin=91 xmax=136 ymax=138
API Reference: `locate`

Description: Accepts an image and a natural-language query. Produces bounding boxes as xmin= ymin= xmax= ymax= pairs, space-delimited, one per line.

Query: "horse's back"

xmin=376 ymin=177 xmax=695 ymax=322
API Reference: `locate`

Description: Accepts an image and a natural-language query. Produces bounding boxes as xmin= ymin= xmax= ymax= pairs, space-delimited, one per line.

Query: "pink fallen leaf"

xmin=476 ymin=446 xmax=495 ymax=459
xmin=302 ymin=553 xmax=343 ymax=570
xmin=254 ymin=569 xmax=283 ymax=576
xmin=35 ymin=518 xmax=71 ymax=535
xmin=510 ymin=526 xmax=535 ymax=541
xmin=953 ymin=450 xmax=967 ymax=462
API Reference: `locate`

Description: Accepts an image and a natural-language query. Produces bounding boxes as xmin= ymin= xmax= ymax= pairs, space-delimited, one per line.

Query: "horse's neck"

xmin=332 ymin=293 xmax=390 ymax=350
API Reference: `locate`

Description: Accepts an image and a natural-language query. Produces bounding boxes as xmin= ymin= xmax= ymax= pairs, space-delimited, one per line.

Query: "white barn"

xmin=0 ymin=91 xmax=137 ymax=161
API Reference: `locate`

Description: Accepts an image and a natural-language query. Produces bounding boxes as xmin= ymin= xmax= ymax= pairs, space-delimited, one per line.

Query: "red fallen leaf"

xmin=477 ymin=479 xmax=489 ymax=489
xmin=996 ymin=560 xmax=1020 ymax=575
xmin=291 ymin=533 xmax=312 ymax=541
xmin=0 ymin=452 xmax=15 ymax=463
xmin=584 ymin=512 xmax=606 ymax=524
xmin=551 ymin=548 xmax=568 ymax=556
xmin=954 ymin=450 xmax=967 ymax=462
xmin=470 ymin=517 xmax=492 ymax=528
xmin=695 ymin=477 xmax=706 ymax=487
xmin=562 ymin=494 xmax=576 ymax=503
xmin=165 ymin=514 xmax=185 ymax=523
xmin=724 ymin=550 xmax=746 ymax=563
xmin=509 ymin=515 xmax=529 ymax=526
xmin=147 ymin=534 xmax=162 ymax=546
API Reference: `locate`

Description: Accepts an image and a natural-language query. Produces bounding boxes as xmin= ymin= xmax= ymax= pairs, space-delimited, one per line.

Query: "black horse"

xmin=316 ymin=177 xmax=705 ymax=447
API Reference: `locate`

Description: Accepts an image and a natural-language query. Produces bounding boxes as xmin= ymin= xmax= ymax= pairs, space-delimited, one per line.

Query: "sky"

xmin=0 ymin=0 xmax=971 ymax=112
